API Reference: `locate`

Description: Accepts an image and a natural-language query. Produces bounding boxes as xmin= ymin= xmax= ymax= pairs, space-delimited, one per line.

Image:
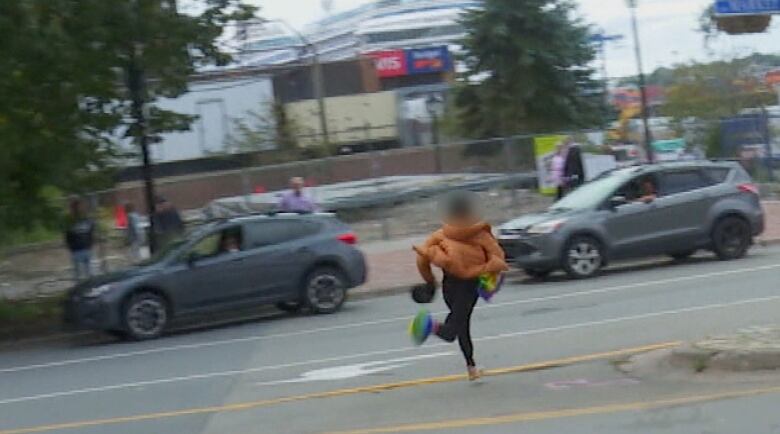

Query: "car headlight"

xmin=84 ymin=284 xmax=114 ymax=298
xmin=527 ymin=219 xmax=567 ymax=234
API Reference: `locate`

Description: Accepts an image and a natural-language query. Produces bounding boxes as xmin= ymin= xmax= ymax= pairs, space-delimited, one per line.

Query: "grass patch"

xmin=0 ymin=295 xmax=65 ymax=340
xmin=0 ymin=225 xmax=61 ymax=251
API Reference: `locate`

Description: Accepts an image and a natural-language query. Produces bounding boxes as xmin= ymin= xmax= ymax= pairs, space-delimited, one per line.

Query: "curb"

xmin=669 ymin=343 xmax=780 ymax=373
xmin=351 ymin=285 xmax=410 ymax=301
xmin=758 ymin=237 xmax=780 ymax=247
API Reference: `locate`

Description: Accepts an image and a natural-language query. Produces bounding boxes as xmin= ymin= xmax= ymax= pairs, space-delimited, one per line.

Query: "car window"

xmin=186 ymin=226 xmax=243 ymax=260
xmin=703 ymin=167 xmax=730 ymax=184
xmin=658 ymin=170 xmax=709 ymax=196
xmin=190 ymin=233 xmax=221 ymax=258
xmin=615 ymin=174 xmax=658 ymax=202
xmin=244 ymin=220 xmax=321 ymax=249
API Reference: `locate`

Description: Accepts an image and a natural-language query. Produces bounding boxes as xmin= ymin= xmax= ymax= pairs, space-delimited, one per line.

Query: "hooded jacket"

xmin=413 ymin=221 xmax=508 ymax=284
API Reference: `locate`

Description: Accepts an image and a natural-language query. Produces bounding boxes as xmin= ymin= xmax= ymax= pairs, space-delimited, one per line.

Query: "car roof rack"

xmin=212 ymin=210 xmax=336 ymax=224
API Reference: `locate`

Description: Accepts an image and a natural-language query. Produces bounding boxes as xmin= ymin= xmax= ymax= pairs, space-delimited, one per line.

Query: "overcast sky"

xmin=246 ymin=0 xmax=779 ymax=78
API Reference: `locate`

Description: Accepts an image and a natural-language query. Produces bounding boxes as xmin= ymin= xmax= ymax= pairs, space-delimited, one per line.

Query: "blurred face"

xmin=290 ymin=178 xmax=304 ymax=194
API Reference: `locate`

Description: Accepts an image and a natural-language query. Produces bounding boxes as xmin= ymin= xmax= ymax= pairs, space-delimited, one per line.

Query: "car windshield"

xmin=551 ymin=171 xmax=630 ymax=211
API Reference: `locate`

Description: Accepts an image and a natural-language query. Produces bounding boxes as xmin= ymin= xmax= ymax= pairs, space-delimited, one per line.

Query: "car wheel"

xmin=562 ymin=236 xmax=603 ymax=279
xmin=275 ymin=301 xmax=303 ymax=313
xmin=670 ymin=250 xmax=696 ymax=261
xmin=304 ymin=267 xmax=347 ymax=314
xmin=122 ymin=292 xmax=168 ymax=341
xmin=712 ymin=217 xmax=751 ymax=261
xmin=524 ymin=268 xmax=551 ymax=279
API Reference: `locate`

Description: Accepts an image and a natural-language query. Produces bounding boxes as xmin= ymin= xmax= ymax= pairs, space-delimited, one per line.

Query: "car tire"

xmin=562 ymin=236 xmax=604 ymax=279
xmin=275 ymin=301 xmax=303 ymax=313
xmin=670 ymin=250 xmax=696 ymax=261
xmin=524 ymin=268 xmax=551 ymax=279
xmin=712 ymin=217 xmax=751 ymax=261
xmin=121 ymin=292 xmax=169 ymax=341
xmin=304 ymin=267 xmax=347 ymax=314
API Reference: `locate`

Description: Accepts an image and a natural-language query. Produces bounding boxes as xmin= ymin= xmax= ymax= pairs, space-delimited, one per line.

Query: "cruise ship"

xmin=235 ymin=0 xmax=480 ymax=67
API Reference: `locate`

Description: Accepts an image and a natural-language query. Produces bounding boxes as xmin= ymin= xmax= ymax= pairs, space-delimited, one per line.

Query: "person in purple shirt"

xmin=278 ymin=177 xmax=319 ymax=213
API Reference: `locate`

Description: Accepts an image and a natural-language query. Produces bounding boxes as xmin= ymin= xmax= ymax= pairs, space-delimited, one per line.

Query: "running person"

xmin=411 ymin=193 xmax=508 ymax=380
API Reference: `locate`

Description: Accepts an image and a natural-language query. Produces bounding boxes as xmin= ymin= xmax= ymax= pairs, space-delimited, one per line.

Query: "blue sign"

xmin=715 ymin=0 xmax=780 ymax=15
xmin=720 ymin=114 xmax=769 ymax=155
xmin=405 ymin=46 xmax=452 ymax=76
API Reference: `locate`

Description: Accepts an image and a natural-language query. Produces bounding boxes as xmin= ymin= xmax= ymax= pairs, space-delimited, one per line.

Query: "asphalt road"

xmin=2 ymin=245 xmax=780 ymax=434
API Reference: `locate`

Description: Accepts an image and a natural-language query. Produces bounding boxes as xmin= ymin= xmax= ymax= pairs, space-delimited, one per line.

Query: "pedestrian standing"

xmin=152 ymin=197 xmax=184 ymax=250
xmin=563 ymin=138 xmax=585 ymax=192
xmin=65 ymin=199 xmax=95 ymax=281
xmin=551 ymin=141 xmax=568 ymax=200
xmin=278 ymin=177 xmax=319 ymax=213
xmin=409 ymin=193 xmax=508 ymax=381
xmin=125 ymin=203 xmax=143 ymax=261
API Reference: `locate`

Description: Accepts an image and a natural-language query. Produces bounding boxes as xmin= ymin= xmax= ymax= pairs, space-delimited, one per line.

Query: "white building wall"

xmin=120 ymin=76 xmax=275 ymax=164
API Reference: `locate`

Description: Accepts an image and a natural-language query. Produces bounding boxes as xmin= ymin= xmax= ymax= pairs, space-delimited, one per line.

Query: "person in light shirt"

xmin=277 ymin=177 xmax=319 ymax=213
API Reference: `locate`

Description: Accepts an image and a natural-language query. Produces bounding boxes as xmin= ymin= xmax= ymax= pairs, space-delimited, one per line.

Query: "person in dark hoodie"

xmin=410 ymin=192 xmax=508 ymax=380
xmin=64 ymin=199 xmax=96 ymax=281
xmin=152 ymin=197 xmax=185 ymax=250
xmin=563 ymin=138 xmax=585 ymax=193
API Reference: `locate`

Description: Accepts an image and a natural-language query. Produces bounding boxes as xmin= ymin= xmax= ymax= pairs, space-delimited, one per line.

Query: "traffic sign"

xmin=715 ymin=0 xmax=780 ymax=16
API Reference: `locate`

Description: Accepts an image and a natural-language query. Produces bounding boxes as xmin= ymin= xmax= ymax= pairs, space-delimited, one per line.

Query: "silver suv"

xmin=498 ymin=161 xmax=765 ymax=279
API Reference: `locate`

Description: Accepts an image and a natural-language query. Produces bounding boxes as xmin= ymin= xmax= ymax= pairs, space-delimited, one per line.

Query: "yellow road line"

xmin=324 ymin=384 xmax=780 ymax=434
xmin=0 ymin=342 xmax=678 ymax=434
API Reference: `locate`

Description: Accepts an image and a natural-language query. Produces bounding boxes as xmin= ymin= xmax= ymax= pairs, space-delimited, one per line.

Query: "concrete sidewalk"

xmin=354 ymin=201 xmax=780 ymax=297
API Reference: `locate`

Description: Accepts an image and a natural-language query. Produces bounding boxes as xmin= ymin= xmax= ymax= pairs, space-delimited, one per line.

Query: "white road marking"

xmin=254 ymin=352 xmax=453 ymax=387
xmin=1 ymin=262 xmax=779 ymax=375
xmin=3 ymin=293 xmax=780 ymax=406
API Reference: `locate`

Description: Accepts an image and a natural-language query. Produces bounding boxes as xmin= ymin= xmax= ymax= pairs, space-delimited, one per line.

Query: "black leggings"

xmin=435 ymin=275 xmax=479 ymax=367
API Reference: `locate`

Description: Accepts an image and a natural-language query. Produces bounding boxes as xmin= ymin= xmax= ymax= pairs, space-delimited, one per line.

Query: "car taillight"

xmin=337 ymin=233 xmax=358 ymax=245
xmin=737 ymin=183 xmax=759 ymax=195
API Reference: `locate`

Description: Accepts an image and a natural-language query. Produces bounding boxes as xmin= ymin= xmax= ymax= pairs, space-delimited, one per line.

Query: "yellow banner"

xmin=534 ymin=135 xmax=566 ymax=196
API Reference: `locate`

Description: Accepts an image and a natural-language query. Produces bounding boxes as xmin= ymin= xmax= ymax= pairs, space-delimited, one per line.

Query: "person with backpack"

xmin=409 ymin=192 xmax=508 ymax=380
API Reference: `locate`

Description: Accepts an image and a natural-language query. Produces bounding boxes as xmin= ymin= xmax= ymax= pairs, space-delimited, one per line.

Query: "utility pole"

xmin=627 ymin=0 xmax=654 ymax=162
xmin=252 ymin=19 xmax=329 ymax=145
xmin=127 ymin=0 xmax=158 ymax=252
xmin=310 ymin=47 xmax=330 ymax=145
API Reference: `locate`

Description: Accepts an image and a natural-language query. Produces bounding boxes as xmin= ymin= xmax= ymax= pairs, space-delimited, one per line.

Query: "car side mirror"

xmin=608 ymin=195 xmax=628 ymax=210
xmin=186 ymin=252 xmax=199 ymax=267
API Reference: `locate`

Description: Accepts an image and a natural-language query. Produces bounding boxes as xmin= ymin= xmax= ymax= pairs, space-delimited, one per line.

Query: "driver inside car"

xmin=636 ymin=178 xmax=657 ymax=203
xmin=220 ymin=234 xmax=241 ymax=254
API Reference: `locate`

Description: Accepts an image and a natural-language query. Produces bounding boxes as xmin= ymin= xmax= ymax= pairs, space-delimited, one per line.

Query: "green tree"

xmin=662 ymin=61 xmax=776 ymax=121
xmin=454 ymin=0 xmax=605 ymax=138
xmin=0 ymin=0 xmax=256 ymax=242
xmin=227 ymin=103 xmax=299 ymax=154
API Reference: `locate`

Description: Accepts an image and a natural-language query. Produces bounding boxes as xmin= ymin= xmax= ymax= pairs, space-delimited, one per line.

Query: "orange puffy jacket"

xmin=413 ymin=221 xmax=508 ymax=284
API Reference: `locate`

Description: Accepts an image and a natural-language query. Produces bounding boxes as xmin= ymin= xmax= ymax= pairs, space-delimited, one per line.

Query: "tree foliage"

xmin=662 ymin=61 xmax=777 ymax=121
xmin=453 ymin=0 xmax=606 ymax=138
xmin=227 ymin=103 xmax=299 ymax=154
xmin=0 ymin=0 xmax=255 ymax=238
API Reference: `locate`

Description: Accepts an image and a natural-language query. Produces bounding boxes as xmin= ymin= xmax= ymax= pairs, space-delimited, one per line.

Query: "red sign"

xmin=767 ymin=70 xmax=780 ymax=86
xmin=367 ymin=50 xmax=408 ymax=78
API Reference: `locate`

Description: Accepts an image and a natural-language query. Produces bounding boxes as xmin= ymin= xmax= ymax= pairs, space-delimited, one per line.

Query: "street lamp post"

xmin=426 ymin=94 xmax=444 ymax=174
xmin=627 ymin=0 xmax=654 ymax=163
xmin=128 ymin=0 xmax=158 ymax=253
